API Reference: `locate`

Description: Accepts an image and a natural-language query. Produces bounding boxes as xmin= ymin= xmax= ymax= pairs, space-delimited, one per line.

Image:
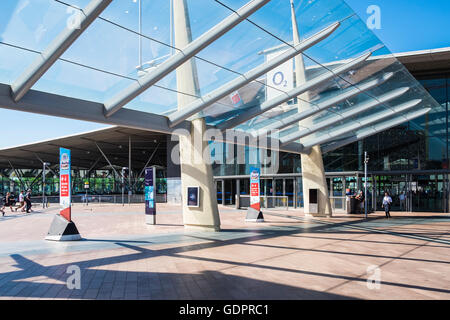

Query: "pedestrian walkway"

xmin=0 ymin=204 xmax=449 ymax=299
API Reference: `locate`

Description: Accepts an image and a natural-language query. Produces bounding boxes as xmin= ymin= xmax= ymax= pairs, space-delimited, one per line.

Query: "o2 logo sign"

xmin=272 ymin=71 xmax=288 ymax=88
xmin=266 ymin=52 xmax=293 ymax=100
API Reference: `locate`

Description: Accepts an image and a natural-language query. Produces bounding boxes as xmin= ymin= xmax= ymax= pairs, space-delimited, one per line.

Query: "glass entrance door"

xmin=260 ymin=179 xmax=273 ymax=196
xmin=224 ymin=179 xmax=235 ymax=205
xmin=373 ymin=174 xmax=449 ymax=213
xmin=375 ymin=175 xmax=408 ymax=211
xmin=296 ymin=177 xmax=303 ymax=208
xmin=330 ymin=177 xmax=345 ymax=211
xmin=285 ymin=179 xmax=294 ymax=207
xmin=274 ymin=179 xmax=283 ymax=198
xmin=410 ymin=174 xmax=447 ymax=212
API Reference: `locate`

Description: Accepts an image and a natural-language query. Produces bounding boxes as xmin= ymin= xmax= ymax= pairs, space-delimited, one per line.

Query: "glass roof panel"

xmin=200 ymin=0 xmax=441 ymax=150
xmin=0 ymin=0 xmax=443 ymax=151
xmin=0 ymin=0 xmax=71 ymax=52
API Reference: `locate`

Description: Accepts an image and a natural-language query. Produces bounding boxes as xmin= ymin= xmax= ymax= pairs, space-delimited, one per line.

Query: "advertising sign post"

xmin=45 ymin=148 xmax=81 ymax=241
xmin=84 ymin=180 xmax=89 ymax=205
xmin=145 ymin=167 xmax=156 ymax=225
xmin=246 ymin=167 xmax=264 ymax=222
xmin=59 ymin=148 xmax=71 ymax=221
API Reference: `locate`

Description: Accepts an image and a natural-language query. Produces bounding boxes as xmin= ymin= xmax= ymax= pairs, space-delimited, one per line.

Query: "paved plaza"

xmin=0 ymin=203 xmax=449 ymax=300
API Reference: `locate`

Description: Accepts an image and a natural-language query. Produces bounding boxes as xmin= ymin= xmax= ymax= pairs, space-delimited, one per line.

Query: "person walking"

xmin=1 ymin=192 xmax=15 ymax=216
xmin=355 ymin=190 xmax=365 ymax=214
xmin=24 ymin=189 xmax=33 ymax=214
xmin=15 ymin=190 xmax=26 ymax=212
xmin=399 ymin=191 xmax=406 ymax=211
xmin=382 ymin=191 xmax=392 ymax=218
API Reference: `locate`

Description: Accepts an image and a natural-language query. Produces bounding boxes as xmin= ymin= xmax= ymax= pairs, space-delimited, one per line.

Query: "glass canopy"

xmin=0 ymin=0 xmax=442 ymax=153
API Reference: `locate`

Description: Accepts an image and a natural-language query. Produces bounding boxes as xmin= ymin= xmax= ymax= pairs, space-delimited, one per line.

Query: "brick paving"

xmin=0 ymin=203 xmax=449 ymax=300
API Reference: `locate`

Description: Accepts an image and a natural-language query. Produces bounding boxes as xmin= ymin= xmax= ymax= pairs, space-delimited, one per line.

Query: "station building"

xmin=1 ymin=46 xmax=449 ymax=213
xmin=0 ymin=0 xmax=448 ymax=227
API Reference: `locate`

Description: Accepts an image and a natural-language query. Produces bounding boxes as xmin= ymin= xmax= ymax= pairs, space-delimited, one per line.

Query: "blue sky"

xmin=345 ymin=0 xmax=450 ymax=53
xmin=0 ymin=0 xmax=449 ymax=149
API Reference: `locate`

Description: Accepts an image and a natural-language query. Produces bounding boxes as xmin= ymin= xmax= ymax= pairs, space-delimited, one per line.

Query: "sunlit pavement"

xmin=0 ymin=203 xmax=449 ymax=300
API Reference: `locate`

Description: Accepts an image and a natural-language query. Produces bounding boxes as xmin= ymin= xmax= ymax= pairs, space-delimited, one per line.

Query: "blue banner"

xmin=145 ymin=167 xmax=155 ymax=216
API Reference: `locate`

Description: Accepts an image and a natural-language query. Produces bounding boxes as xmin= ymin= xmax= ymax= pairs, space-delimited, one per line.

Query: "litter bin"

xmin=349 ymin=197 xmax=358 ymax=214
xmin=346 ymin=196 xmax=351 ymax=214
xmin=309 ymin=189 xmax=318 ymax=214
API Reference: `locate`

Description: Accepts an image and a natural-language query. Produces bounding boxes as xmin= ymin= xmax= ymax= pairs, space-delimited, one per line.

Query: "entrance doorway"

xmin=224 ymin=179 xmax=236 ymax=205
xmin=374 ymin=173 xmax=449 ymax=213
xmin=410 ymin=174 xmax=448 ymax=212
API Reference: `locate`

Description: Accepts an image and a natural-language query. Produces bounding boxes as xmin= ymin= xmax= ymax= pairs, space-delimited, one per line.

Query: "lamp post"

xmin=364 ymin=152 xmax=369 ymax=219
xmin=121 ymin=167 xmax=128 ymax=206
xmin=42 ymin=162 xmax=50 ymax=208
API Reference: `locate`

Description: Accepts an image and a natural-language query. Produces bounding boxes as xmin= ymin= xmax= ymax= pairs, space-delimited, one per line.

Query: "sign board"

xmin=229 ymin=90 xmax=243 ymax=107
xmin=84 ymin=181 xmax=89 ymax=189
xmin=249 ymin=167 xmax=261 ymax=212
xmin=187 ymin=186 xmax=200 ymax=207
xmin=266 ymin=50 xmax=294 ymax=101
xmin=59 ymin=148 xmax=71 ymax=222
xmin=45 ymin=147 xmax=81 ymax=241
xmin=145 ymin=167 xmax=156 ymax=224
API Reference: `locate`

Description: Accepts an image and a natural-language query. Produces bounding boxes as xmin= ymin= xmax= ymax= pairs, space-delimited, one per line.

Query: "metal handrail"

xmin=238 ymin=195 xmax=289 ymax=211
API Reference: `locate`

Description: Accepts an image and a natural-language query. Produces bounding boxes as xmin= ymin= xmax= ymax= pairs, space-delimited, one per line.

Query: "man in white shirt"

xmin=15 ymin=190 xmax=25 ymax=212
xmin=382 ymin=192 xmax=392 ymax=218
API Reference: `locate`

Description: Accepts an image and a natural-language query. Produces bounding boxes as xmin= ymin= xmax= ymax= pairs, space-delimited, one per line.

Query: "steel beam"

xmin=280 ymin=86 xmax=410 ymax=145
xmin=34 ymin=153 xmax=59 ymax=177
xmin=87 ymin=156 xmax=102 ymax=172
xmin=7 ymin=160 xmax=28 ymax=189
xmin=10 ymin=0 xmax=112 ymax=102
xmin=132 ymin=143 xmax=160 ymax=189
xmin=302 ymin=99 xmax=423 ymax=149
xmin=103 ymin=0 xmax=271 ymax=117
xmin=322 ymin=108 xmax=431 ymax=154
xmin=216 ymin=52 xmax=372 ymax=131
xmin=94 ymin=142 xmax=129 ymax=188
xmin=0 ymin=83 xmax=191 ymax=135
xmin=168 ymin=22 xmax=340 ymax=127
xmin=256 ymin=72 xmax=394 ymax=136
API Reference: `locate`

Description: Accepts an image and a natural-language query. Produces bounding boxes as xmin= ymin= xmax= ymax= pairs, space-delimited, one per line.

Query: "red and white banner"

xmin=250 ymin=167 xmax=261 ymax=212
xmin=60 ymin=148 xmax=71 ymax=222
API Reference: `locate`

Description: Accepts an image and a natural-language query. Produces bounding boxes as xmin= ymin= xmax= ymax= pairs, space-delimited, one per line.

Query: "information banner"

xmin=145 ymin=167 xmax=156 ymax=224
xmin=59 ymin=148 xmax=71 ymax=221
xmin=249 ymin=167 xmax=261 ymax=212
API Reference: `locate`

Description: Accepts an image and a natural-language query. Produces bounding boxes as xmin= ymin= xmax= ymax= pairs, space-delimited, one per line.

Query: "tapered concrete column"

xmin=291 ymin=0 xmax=332 ymax=217
xmin=174 ymin=0 xmax=220 ymax=231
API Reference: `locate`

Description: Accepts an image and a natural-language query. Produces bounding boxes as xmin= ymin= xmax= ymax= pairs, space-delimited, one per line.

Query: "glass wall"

xmin=0 ymin=169 xmax=167 ymax=197
xmin=323 ymin=74 xmax=450 ymax=172
xmin=212 ymin=73 xmax=450 ymax=212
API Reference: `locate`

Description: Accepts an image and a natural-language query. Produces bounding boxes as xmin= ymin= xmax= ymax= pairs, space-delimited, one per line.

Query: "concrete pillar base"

xmin=301 ymin=145 xmax=333 ymax=217
xmin=304 ymin=213 xmax=332 ymax=218
xmin=184 ymin=224 xmax=221 ymax=232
